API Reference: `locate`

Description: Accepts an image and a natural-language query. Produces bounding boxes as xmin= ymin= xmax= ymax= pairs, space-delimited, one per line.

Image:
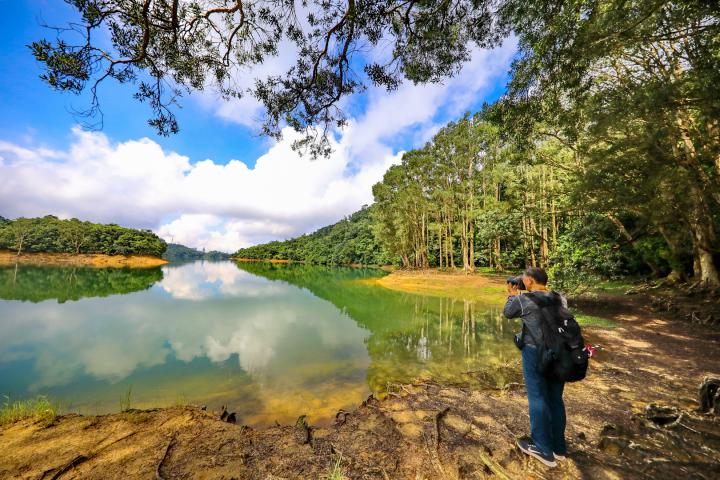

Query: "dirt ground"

xmin=1 ymin=274 xmax=719 ymax=479
xmin=0 ymin=250 xmax=168 ymax=268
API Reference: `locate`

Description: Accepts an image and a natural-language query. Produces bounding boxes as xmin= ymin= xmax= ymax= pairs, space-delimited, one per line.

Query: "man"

xmin=503 ymin=266 xmax=567 ymax=468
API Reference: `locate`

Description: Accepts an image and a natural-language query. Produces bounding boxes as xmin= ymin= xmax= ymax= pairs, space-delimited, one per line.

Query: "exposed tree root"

xmin=155 ymin=432 xmax=176 ymax=480
xmin=434 ymin=406 xmax=450 ymax=449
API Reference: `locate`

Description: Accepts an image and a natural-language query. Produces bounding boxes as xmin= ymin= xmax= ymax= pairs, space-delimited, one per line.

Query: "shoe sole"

xmin=554 ymin=454 xmax=566 ymax=461
xmin=517 ymin=442 xmax=557 ymax=467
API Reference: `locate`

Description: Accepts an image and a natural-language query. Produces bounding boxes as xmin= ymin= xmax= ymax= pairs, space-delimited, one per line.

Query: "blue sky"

xmin=0 ymin=0 xmax=271 ymax=164
xmin=0 ymin=1 xmax=515 ymax=251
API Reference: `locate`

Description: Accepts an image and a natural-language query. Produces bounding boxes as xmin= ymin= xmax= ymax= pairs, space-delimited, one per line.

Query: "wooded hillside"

xmin=0 ymin=216 xmax=167 ymax=258
xmin=234 ymin=207 xmax=388 ymax=265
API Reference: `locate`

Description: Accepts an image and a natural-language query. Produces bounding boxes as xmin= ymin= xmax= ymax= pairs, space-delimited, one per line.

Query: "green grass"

xmin=0 ymin=395 xmax=60 ymax=427
xmin=323 ymin=454 xmax=347 ymax=480
xmin=575 ymin=313 xmax=618 ymax=328
xmin=119 ymin=385 xmax=133 ymax=412
xmin=591 ymin=279 xmax=636 ymax=295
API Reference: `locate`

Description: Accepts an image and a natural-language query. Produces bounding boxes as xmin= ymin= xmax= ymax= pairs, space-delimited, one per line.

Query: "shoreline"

xmin=233 ymin=257 xmax=295 ymax=263
xmin=0 ymin=250 xmax=168 ymax=268
xmin=2 ymin=271 xmax=718 ymax=478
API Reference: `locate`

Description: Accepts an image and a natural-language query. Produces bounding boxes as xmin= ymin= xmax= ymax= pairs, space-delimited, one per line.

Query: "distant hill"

xmin=233 ymin=205 xmax=389 ymax=265
xmin=163 ymin=243 xmax=230 ymax=262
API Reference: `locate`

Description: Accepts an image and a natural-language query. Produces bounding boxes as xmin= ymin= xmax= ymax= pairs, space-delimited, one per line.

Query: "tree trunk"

xmin=686 ymin=184 xmax=720 ymax=287
xmin=494 ymin=237 xmax=502 ymax=271
xmin=469 ymin=221 xmax=475 ymax=272
xmin=438 ymin=222 xmax=443 ymax=269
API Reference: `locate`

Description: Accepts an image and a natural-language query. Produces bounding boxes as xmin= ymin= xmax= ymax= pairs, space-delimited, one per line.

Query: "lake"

xmin=0 ymin=261 xmax=519 ymax=426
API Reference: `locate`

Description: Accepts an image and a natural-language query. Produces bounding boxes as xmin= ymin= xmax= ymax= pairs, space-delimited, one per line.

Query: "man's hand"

xmin=506 ymin=283 xmax=519 ymax=296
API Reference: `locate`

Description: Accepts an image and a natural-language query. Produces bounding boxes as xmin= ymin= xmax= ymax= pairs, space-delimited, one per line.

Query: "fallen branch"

xmin=477 ymin=449 xmax=515 ymax=480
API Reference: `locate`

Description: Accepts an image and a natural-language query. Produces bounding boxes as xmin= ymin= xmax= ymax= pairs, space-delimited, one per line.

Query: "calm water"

xmin=0 ymin=261 xmax=518 ymax=426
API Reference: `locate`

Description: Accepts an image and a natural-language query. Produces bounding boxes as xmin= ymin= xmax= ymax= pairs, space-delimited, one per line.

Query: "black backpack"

xmin=525 ymin=292 xmax=589 ymax=383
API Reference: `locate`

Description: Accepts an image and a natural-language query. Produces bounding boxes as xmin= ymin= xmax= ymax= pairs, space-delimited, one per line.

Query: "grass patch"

xmin=575 ymin=313 xmax=618 ymax=328
xmin=590 ymin=279 xmax=637 ymax=295
xmin=119 ymin=385 xmax=133 ymax=412
xmin=0 ymin=395 xmax=60 ymax=427
xmin=323 ymin=454 xmax=347 ymax=480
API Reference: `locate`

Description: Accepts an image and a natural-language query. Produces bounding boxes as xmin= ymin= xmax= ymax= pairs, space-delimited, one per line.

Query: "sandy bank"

xmin=0 ymin=250 xmax=168 ymax=268
xmin=369 ymin=269 xmax=509 ymax=304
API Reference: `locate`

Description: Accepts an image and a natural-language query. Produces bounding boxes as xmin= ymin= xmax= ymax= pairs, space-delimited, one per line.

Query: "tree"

xmin=60 ymin=219 xmax=91 ymax=254
xmin=10 ymin=218 xmax=34 ymax=256
xmin=30 ymin=0 xmax=502 ymax=155
xmin=494 ymin=0 xmax=720 ymax=286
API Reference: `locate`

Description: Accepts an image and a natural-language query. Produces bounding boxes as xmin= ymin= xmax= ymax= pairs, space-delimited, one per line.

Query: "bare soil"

xmin=0 ymin=250 xmax=168 ymax=268
xmin=1 ymin=272 xmax=719 ymax=479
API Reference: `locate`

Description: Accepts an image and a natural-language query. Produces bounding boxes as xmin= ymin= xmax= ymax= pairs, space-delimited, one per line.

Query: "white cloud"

xmin=0 ymin=40 xmax=516 ymax=251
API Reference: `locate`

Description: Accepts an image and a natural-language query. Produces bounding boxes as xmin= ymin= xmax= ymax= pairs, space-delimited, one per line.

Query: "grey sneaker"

xmin=516 ymin=439 xmax=557 ymax=467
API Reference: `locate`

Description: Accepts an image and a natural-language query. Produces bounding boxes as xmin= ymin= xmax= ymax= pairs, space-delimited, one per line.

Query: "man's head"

xmin=522 ymin=267 xmax=548 ymax=291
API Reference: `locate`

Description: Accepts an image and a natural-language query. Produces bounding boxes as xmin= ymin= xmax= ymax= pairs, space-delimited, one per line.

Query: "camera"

xmin=513 ymin=332 xmax=524 ymax=350
xmin=506 ymin=275 xmax=526 ymax=290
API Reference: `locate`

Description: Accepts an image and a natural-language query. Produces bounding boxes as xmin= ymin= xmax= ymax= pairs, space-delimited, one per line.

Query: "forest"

xmin=372 ymin=0 xmax=720 ymax=289
xmin=234 ymin=1 xmax=720 ymax=290
xmin=0 ymin=216 xmax=167 ymax=258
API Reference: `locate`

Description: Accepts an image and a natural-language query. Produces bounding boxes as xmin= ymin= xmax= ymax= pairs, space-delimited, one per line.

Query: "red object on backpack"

xmin=583 ymin=344 xmax=597 ymax=358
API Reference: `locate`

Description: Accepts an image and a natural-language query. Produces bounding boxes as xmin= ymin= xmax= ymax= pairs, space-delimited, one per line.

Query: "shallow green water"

xmin=0 ymin=261 xmax=519 ymax=426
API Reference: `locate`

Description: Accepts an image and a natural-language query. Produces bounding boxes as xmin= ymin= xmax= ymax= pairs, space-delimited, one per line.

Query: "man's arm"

xmin=503 ymin=295 xmax=523 ymax=318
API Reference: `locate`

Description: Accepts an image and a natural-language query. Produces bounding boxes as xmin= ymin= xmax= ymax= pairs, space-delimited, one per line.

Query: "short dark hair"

xmin=523 ymin=266 xmax=548 ymax=285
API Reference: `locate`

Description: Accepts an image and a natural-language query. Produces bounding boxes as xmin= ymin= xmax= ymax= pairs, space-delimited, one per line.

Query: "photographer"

xmin=503 ymin=266 xmax=568 ymax=468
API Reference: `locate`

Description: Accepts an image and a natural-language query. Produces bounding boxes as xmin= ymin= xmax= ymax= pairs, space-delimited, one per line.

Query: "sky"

xmin=0 ymin=0 xmax=516 ymax=252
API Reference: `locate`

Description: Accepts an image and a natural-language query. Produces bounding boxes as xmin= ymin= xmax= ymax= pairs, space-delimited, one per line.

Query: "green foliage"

xmin=496 ymin=0 xmax=720 ymax=285
xmin=0 ymin=395 xmax=60 ymax=427
xmin=0 ymin=216 xmax=166 ymax=257
xmin=234 ymin=206 xmax=390 ymax=265
xmin=548 ymin=215 xmax=639 ymax=294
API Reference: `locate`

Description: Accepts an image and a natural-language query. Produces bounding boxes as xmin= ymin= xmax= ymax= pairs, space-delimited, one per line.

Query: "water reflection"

xmin=0 ymin=265 xmax=162 ymax=303
xmin=0 ymin=261 xmax=519 ymax=426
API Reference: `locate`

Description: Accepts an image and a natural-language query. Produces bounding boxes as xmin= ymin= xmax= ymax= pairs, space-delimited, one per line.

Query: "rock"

xmin=698 ymin=376 xmax=720 ymax=414
xmin=644 ymin=404 xmax=680 ymax=425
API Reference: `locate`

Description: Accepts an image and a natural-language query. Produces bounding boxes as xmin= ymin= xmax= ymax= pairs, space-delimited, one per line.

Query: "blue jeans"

xmin=521 ymin=344 xmax=567 ymax=456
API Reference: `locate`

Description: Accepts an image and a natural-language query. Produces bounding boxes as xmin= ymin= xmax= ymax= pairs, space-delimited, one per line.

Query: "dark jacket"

xmin=503 ymin=291 xmax=567 ymax=346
